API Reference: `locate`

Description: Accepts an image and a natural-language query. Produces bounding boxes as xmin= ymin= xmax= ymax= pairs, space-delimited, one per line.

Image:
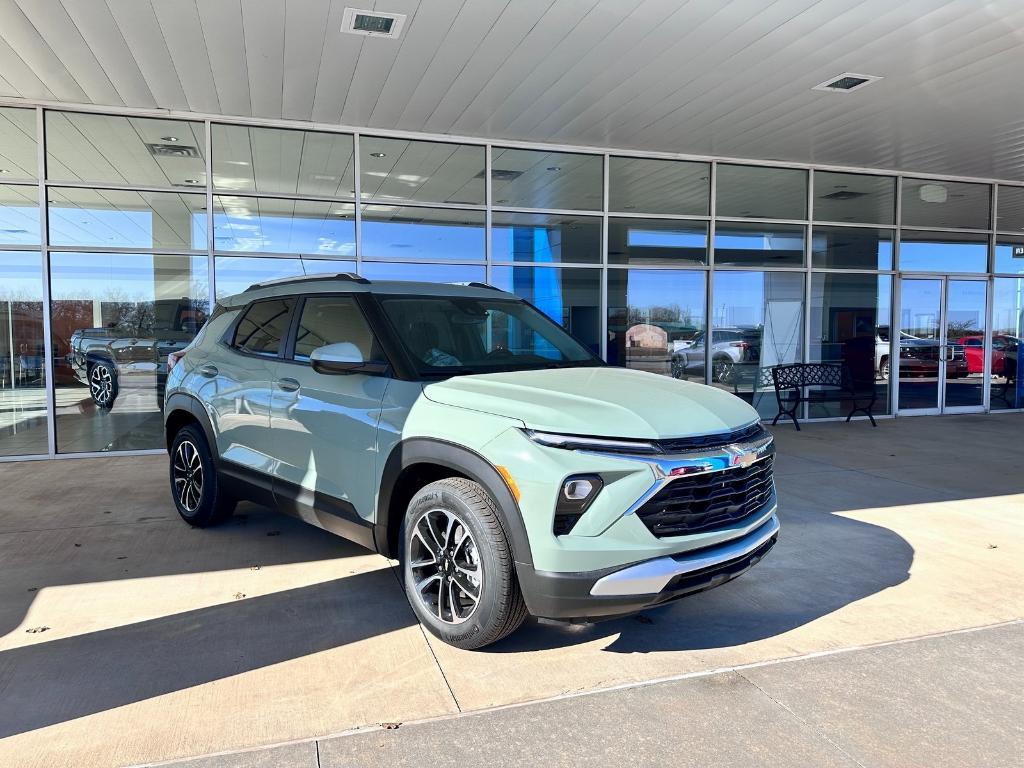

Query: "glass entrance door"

xmin=897 ymin=277 xmax=988 ymax=414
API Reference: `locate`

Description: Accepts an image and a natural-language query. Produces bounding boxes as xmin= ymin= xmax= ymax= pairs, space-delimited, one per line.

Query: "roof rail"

xmin=452 ymin=281 xmax=501 ymax=291
xmin=246 ymin=272 xmax=371 ymax=291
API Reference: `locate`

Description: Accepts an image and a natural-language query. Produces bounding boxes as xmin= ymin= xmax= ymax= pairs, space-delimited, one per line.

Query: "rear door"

xmin=199 ymin=297 xmax=294 ymax=474
xmin=268 ymin=294 xmax=391 ymax=530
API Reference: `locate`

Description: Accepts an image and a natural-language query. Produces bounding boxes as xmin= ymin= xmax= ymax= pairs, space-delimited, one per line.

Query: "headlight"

xmin=524 ymin=429 xmax=660 ymax=455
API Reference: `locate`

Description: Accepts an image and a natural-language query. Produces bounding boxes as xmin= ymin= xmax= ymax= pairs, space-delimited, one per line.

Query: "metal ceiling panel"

xmin=1 ymin=0 xmax=1023 ymax=180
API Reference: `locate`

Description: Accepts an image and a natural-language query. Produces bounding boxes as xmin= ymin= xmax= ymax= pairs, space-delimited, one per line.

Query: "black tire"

xmin=402 ymin=477 xmax=527 ymax=650
xmin=88 ymin=361 xmax=118 ymax=408
xmin=168 ymin=424 xmax=236 ymax=527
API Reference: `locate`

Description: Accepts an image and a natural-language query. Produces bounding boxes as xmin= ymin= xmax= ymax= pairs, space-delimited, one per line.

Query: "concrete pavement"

xmin=0 ymin=414 xmax=1022 ymax=767
xmin=169 ymin=621 xmax=1021 ymax=768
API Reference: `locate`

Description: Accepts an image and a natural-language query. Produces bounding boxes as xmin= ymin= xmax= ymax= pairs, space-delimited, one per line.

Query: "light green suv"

xmin=163 ymin=274 xmax=778 ymax=649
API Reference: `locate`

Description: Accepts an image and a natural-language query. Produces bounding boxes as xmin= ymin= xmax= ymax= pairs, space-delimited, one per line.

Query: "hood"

xmin=421 ymin=366 xmax=759 ymax=440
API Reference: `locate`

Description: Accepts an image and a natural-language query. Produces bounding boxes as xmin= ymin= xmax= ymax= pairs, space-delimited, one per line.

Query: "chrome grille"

xmin=635 ymin=456 xmax=774 ymax=538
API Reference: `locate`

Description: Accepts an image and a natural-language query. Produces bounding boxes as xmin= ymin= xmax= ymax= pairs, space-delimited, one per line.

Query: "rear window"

xmin=232 ymin=298 xmax=294 ymax=357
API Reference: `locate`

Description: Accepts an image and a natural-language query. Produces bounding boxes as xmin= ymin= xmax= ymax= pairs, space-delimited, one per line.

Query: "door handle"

xmin=278 ymin=377 xmax=301 ymax=393
xmin=198 ymin=363 xmax=218 ymax=378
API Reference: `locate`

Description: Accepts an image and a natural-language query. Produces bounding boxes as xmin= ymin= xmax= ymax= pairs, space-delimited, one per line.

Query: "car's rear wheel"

xmin=403 ymin=478 xmax=527 ymax=650
xmin=88 ymin=362 xmax=118 ymax=408
xmin=169 ymin=424 xmax=235 ymax=527
xmin=879 ymin=356 xmax=890 ymax=381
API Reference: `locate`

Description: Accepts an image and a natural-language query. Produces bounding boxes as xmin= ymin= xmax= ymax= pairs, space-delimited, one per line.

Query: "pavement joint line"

xmin=386 ymin=560 xmax=462 ymax=713
xmin=126 ymin=617 xmax=1024 ymax=768
xmin=736 ymin=670 xmax=870 ymax=768
xmin=0 ymin=519 xmax=180 ymax=536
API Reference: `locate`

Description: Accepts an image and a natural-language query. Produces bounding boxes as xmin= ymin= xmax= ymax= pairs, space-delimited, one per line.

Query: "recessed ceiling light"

xmin=812 ymin=73 xmax=883 ymax=93
xmin=184 ymin=179 xmax=201 ymax=184
xmin=547 ymin=166 xmax=561 ymax=172
xmin=622 ymin=205 xmax=636 ymax=210
xmin=370 ymin=152 xmax=387 ymax=158
xmin=161 ymin=136 xmax=179 ymax=142
xmin=834 ymin=185 xmax=848 ymax=189
xmin=0 ymin=169 xmax=9 ymax=173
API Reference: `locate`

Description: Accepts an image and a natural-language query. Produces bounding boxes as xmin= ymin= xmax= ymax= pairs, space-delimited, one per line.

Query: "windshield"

xmin=378 ymin=295 xmax=602 ymax=377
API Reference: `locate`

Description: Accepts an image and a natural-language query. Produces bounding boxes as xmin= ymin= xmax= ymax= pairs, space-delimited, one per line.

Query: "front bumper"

xmin=516 ymin=512 xmax=779 ymax=622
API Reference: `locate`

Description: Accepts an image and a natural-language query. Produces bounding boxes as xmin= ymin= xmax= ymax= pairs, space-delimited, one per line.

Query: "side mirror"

xmin=309 ymin=342 xmax=387 ymax=375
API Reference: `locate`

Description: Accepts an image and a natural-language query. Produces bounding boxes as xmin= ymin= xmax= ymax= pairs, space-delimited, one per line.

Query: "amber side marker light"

xmin=495 ymin=465 xmax=521 ymax=503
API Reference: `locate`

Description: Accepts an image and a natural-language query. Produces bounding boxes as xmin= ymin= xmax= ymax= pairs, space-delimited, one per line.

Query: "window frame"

xmin=229 ymin=297 xmax=297 ymax=359
xmin=281 ymin=292 xmax=391 ymax=375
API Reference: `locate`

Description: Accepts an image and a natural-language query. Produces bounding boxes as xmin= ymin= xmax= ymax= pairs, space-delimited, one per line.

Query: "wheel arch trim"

xmin=163 ymin=392 xmax=217 ymax=462
xmin=375 ymin=437 xmax=533 ymax=566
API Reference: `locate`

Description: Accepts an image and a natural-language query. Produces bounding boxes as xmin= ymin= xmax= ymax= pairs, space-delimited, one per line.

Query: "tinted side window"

xmin=293 ymin=296 xmax=383 ymax=362
xmin=232 ymin=298 xmax=294 ymax=356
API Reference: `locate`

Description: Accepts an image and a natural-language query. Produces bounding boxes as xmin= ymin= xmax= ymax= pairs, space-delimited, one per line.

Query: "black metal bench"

xmin=770 ymin=363 xmax=877 ymax=430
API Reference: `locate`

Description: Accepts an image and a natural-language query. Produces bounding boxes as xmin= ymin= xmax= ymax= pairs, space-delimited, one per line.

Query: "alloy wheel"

xmin=409 ymin=508 xmax=482 ymax=625
xmin=89 ymin=365 xmax=114 ymax=405
xmin=172 ymin=440 xmax=204 ymax=513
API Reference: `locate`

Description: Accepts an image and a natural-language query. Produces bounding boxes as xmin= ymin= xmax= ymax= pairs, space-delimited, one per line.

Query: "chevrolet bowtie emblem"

xmin=727 ymin=446 xmax=758 ymax=468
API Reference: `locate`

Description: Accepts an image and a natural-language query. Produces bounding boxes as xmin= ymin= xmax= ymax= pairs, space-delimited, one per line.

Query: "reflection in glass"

xmin=360 ymin=137 xmax=484 ymax=205
xmin=944 ymin=279 xmax=987 ymax=408
xmin=607 ymin=219 xmax=707 ymax=265
xmin=716 ymin=165 xmax=807 ymax=220
xmin=359 ymin=262 xmax=485 ymax=283
xmin=491 ymin=266 xmax=601 ymax=355
xmin=48 ymin=188 xmax=205 ymax=250
xmin=714 ymin=223 xmax=804 ymax=267
xmin=212 ymin=124 xmax=354 ymax=197
xmin=607 ymin=269 xmax=706 ymax=379
xmin=901 ymin=178 xmax=990 ymax=230
xmin=996 ymin=185 xmax=1024 ymax=233
xmin=994 ymin=238 xmax=1024 ymax=275
xmin=809 ymin=273 xmax=891 ymax=418
xmin=46 ymin=112 xmax=206 ymax=187
xmin=214 ymin=257 xmax=356 ymax=299
xmin=813 ymin=172 xmax=895 ymax=225
xmin=712 ymin=271 xmax=804 ymax=418
xmin=0 ymin=107 xmax=38 ymax=181
xmin=362 ymin=205 xmax=484 ymax=261
xmin=0 ymin=185 xmax=40 ymax=245
xmin=990 ymin=277 xmax=1023 ymax=410
xmin=492 ymin=212 xmax=600 ymax=264
xmin=608 ymin=157 xmax=709 ymax=215
xmin=0 ymin=252 xmax=48 ymax=455
xmin=896 ymin=278 xmax=942 ymax=410
xmin=50 ymin=252 xmax=209 ymax=453
xmin=812 ymin=226 xmax=892 ymax=270
xmin=212 ymin=196 xmax=354 ymax=254
xmin=898 ymin=231 xmax=987 ymax=273
xmin=491 ymin=148 xmax=602 ymax=210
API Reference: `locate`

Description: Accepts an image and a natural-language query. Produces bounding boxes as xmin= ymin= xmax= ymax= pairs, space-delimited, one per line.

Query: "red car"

xmin=954 ymin=336 xmax=1006 ymax=375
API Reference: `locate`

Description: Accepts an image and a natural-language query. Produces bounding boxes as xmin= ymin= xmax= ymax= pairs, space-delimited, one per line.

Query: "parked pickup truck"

xmin=68 ymin=298 xmax=206 ymax=409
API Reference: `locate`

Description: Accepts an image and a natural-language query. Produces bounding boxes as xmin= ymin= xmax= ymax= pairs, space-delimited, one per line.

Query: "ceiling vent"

xmin=822 ymin=190 xmax=868 ymax=200
xmin=146 ymin=143 xmax=201 ymax=158
xmin=812 ymin=73 xmax=882 ymax=93
xmin=477 ymin=169 xmax=524 ymax=182
xmin=342 ymin=8 xmax=406 ymax=38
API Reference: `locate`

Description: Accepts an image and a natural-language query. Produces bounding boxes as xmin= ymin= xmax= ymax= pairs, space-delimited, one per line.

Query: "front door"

xmin=896 ymin=277 xmax=988 ymax=414
xmin=268 ymin=294 xmax=390 ymax=528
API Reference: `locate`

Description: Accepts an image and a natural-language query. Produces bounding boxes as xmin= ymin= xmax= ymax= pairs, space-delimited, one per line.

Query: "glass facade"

xmin=2 ymin=104 xmax=1023 ymax=458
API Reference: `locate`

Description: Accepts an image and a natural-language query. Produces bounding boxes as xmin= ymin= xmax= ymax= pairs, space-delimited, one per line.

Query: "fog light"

xmin=553 ymin=474 xmax=604 ymax=536
xmin=563 ymin=478 xmax=594 ymax=500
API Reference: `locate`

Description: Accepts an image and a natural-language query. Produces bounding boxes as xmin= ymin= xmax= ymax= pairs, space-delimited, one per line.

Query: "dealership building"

xmin=0 ymin=1 xmax=1022 ymax=461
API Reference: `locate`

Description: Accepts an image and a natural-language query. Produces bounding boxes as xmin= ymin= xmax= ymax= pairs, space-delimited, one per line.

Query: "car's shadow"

xmin=490 ymin=506 xmax=914 ymax=654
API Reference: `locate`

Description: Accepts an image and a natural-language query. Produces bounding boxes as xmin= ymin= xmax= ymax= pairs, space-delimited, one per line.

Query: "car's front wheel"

xmin=169 ymin=424 xmax=236 ymax=527
xmin=88 ymin=361 xmax=118 ymax=408
xmin=403 ymin=478 xmax=527 ymax=650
